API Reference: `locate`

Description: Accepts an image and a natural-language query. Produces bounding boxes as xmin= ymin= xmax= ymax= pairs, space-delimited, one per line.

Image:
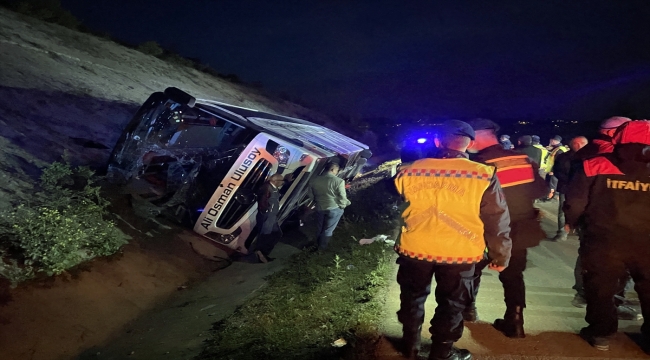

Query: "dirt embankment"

xmin=0 ymin=7 xmax=336 ymax=210
xmin=0 ymin=216 xmax=225 ymax=360
xmin=0 ymin=6 xmax=347 ymax=360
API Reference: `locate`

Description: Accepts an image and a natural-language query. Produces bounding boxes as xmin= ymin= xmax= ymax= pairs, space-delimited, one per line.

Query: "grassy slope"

xmin=198 ymin=169 xmax=401 ymax=360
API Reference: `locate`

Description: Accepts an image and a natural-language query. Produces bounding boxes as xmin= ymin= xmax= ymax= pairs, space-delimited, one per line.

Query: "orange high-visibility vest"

xmin=394 ymin=157 xmax=495 ymax=264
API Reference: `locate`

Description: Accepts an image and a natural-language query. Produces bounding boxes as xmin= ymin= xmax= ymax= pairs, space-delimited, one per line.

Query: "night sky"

xmin=61 ymin=0 xmax=650 ymax=122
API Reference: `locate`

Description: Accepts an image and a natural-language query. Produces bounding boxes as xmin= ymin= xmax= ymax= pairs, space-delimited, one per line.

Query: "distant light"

xmin=197 ymin=208 xmax=205 ymax=212
xmin=417 ymin=138 xmax=427 ymax=144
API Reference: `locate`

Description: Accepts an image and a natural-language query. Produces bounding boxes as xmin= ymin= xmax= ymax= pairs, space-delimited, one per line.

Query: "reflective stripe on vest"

xmin=484 ymin=154 xmax=536 ymax=188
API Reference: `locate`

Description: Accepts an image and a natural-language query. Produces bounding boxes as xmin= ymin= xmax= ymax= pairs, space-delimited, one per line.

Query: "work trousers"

xmin=469 ymin=248 xmax=528 ymax=309
xmin=316 ymin=207 xmax=344 ymax=249
xmin=574 ymin=253 xmax=631 ymax=302
xmin=396 ymin=255 xmax=475 ymax=345
xmin=581 ymin=241 xmax=650 ymax=338
xmin=255 ymin=211 xmax=281 ymax=257
xmin=573 ymin=228 xmax=629 ymax=304
xmin=557 ymin=193 xmax=566 ymax=235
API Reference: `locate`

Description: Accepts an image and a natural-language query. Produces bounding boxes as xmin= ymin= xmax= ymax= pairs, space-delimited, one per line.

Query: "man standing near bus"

xmin=254 ymin=173 xmax=285 ymax=263
xmin=307 ymin=162 xmax=351 ymax=250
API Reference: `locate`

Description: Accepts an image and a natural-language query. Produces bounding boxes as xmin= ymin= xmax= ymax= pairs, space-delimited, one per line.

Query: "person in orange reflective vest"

xmin=394 ymin=120 xmax=512 ymax=360
xmin=464 ymin=119 xmax=547 ymax=339
xmin=564 ymin=120 xmax=650 ymax=351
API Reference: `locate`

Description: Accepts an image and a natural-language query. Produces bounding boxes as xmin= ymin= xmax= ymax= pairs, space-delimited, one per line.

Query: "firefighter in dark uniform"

xmin=564 ymin=120 xmax=650 ymax=351
xmin=567 ymin=118 xmax=639 ymax=320
xmin=394 ymin=120 xmax=512 ymax=360
xmin=464 ymin=119 xmax=547 ymax=338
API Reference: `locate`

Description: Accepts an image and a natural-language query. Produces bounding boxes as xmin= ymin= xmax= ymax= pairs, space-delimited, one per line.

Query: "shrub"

xmin=220 ymin=73 xmax=242 ymax=83
xmin=136 ymin=41 xmax=164 ymax=57
xmin=0 ymin=253 xmax=34 ymax=288
xmin=12 ymin=0 xmax=81 ymax=29
xmin=161 ymin=52 xmax=195 ymax=68
xmin=0 ymin=160 xmax=128 ymax=280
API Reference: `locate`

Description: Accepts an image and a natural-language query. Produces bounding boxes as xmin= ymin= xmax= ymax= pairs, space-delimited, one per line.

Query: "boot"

xmin=493 ymin=306 xmax=525 ymax=338
xmin=552 ymin=232 xmax=567 ymax=241
xmin=579 ymin=327 xmax=610 ymax=351
xmin=304 ymin=242 xmax=319 ymax=253
xmin=462 ymin=304 xmax=479 ymax=322
xmin=401 ymin=325 xmax=422 ymax=359
xmin=429 ymin=341 xmax=472 ymax=360
xmin=317 ymin=235 xmax=332 ymax=250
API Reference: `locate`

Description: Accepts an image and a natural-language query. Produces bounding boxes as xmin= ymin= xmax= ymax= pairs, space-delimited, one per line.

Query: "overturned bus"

xmin=107 ymin=87 xmax=371 ymax=253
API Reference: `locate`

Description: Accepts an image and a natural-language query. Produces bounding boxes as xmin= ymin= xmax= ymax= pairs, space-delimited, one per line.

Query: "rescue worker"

xmin=394 ymin=120 xmax=512 ymax=360
xmin=532 ymin=135 xmax=549 ymax=178
xmin=254 ymin=173 xmax=285 ymax=263
xmin=545 ymin=135 xmax=569 ymax=200
xmin=566 ymin=118 xmax=639 ymax=320
xmin=564 ymin=120 xmax=650 ymax=351
xmin=576 ymin=116 xmax=631 ymax=158
xmin=516 ymin=135 xmax=543 ymax=166
xmin=550 ymin=136 xmax=588 ymax=241
xmin=464 ymin=119 xmax=547 ymax=339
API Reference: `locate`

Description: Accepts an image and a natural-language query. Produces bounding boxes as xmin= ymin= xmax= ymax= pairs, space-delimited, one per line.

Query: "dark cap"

xmin=467 ymin=118 xmax=500 ymax=133
xmin=440 ymin=120 xmax=475 ymax=140
xmin=551 ymin=135 xmax=562 ymax=142
xmin=531 ymin=135 xmax=540 ymax=143
xmin=518 ymin=135 xmax=532 ymax=146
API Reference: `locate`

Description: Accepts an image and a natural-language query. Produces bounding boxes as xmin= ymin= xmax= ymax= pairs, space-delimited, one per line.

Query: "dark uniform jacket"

xmin=471 ymin=144 xmax=547 ymax=249
xmin=551 ymin=150 xmax=577 ymax=194
xmin=576 ymin=137 xmax=614 ymax=159
xmin=555 ymin=139 xmax=616 ymax=194
xmin=256 ymin=182 xmax=280 ymax=234
xmin=564 ymin=122 xmax=650 ymax=243
xmin=257 ymin=182 xmax=280 ymax=215
xmin=517 ymin=145 xmax=543 ymax=166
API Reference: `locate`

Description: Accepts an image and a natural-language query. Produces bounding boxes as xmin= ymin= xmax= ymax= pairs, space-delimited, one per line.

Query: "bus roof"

xmin=195 ymin=99 xmax=369 ymax=156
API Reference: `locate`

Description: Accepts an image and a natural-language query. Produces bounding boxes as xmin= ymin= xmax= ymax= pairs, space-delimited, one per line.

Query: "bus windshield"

xmin=139 ymin=103 xmax=250 ymax=151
